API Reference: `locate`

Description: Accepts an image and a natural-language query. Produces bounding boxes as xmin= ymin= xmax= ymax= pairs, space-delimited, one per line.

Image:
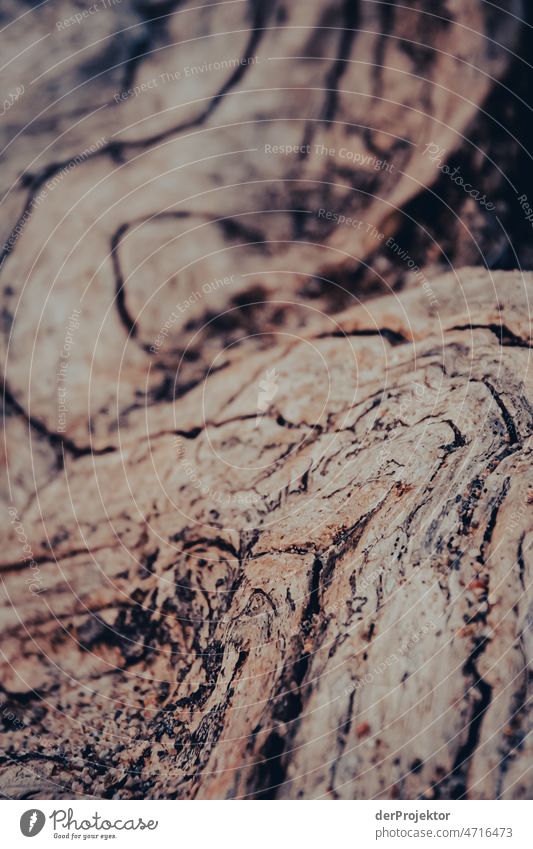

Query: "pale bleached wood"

xmin=1 ymin=1 xmax=530 ymax=800
xmin=2 ymin=268 xmax=532 ymax=799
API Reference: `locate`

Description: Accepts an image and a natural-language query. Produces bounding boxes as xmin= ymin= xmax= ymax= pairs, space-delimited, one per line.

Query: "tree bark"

xmin=1 ymin=0 xmax=531 ymax=800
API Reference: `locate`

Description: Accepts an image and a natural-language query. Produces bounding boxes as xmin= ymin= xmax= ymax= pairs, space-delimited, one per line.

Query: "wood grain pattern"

xmin=1 ymin=0 xmax=531 ymax=800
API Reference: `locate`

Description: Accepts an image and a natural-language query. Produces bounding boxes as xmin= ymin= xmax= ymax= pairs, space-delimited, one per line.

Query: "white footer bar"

xmin=4 ymin=799 xmax=530 ymax=848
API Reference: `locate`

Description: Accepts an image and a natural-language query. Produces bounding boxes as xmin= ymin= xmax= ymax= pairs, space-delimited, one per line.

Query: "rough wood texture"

xmin=1 ymin=0 xmax=531 ymax=800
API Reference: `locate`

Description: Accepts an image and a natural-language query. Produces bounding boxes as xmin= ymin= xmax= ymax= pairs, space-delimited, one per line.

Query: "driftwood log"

xmin=1 ymin=0 xmax=532 ymax=799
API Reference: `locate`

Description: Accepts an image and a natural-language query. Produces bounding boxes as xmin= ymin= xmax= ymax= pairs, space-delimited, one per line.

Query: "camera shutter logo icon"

xmin=20 ymin=809 xmax=46 ymax=837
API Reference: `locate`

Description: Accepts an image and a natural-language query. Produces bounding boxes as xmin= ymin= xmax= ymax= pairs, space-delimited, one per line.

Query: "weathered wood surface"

xmin=1 ymin=0 xmax=531 ymax=799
